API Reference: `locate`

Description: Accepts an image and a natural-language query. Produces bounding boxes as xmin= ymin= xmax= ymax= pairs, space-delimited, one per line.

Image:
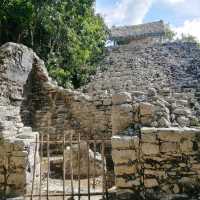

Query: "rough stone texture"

xmin=0 ymin=42 xmax=114 ymax=197
xmin=0 ymin=43 xmax=40 ymax=197
xmin=1 ymin=24 xmax=200 ymax=200
xmin=83 ymin=42 xmax=200 ymax=102
xmin=110 ymin=21 xmax=165 ymax=47
xmin=111 ymin=87 xmax=200 ymax=199
xmin=112 ymin=128 xmax=200 ymax=196
xmin=111 ymin=91 xmax=200 ymax=134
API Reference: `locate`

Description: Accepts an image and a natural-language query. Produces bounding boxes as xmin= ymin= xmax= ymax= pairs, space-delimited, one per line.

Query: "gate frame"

xmin=26 ymin=131 xmax=111 ymax=200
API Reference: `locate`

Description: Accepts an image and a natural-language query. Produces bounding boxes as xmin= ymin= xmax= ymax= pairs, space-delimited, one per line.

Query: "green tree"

xmin=180 ymin=33 xmax=199 ymax=43
xmin=0 ymin=0 xmax=108 ymax=88
xmin=178 ymin=33 xmax=200 ymax=48
xmin=164 ymin=25 xmax=176 ymax=41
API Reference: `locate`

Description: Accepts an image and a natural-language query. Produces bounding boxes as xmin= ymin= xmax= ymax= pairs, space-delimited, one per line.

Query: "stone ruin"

xmin=1 ymin=20 xmax=200 ymax=199
xmin=110 ymin=20 xmax=166 ymax=47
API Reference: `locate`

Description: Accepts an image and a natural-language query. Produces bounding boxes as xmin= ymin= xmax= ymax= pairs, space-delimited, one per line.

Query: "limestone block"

xmin=144 ymin=169 xmax=166 ymax=179
xmin=160 ymin=142 xmax=178 ymax=153
xmin=139 ymin=102 xmax=154 ymax=116
xmin=112 ymin=149 xmax=137 ymax=164
xmin=157 ymin=128 xmax=182 ymax=142
xmin=141 ymin=127 xmax=157 ymax=134
xmin=116 ymin=177 xmax=140 ymax=188
xmin=172 ymin=184 xmax=180 ymax=193
xmin=112 ymin=136 xmax=139 ymax=149
xmin=10 ymin=156 xmax=26 ymax=168
xmin=173 ymin=108 xmax=191 ymax=116
xmin=0 ymin=144 xmax=12 ymax=155
xmin=112 ymin=104 xmax=133 ymax=135
xmin=176 ymin=100 xmax=188 ymax=107
xmin=11 ymin=151 xmax=28 ymax=157
xmin=112 ymin=92 xmax=132 ymax=105
xmin=141 ymin=134 xmax=157 ymax=144
xmin=144 ymin=178 xmax=159 ymax=188
xmin=141 ymin=143 xmax=159 ymax=155
xmin=114 ymin=165 xmax=137 ymax=175
xmin=180 ymin=139 xmax=193 ymax=153
xmin=7 ymin=173 xmax=26 ymax=185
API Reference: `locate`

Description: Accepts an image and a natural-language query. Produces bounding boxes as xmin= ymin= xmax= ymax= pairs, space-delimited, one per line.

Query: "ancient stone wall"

xmin=83 ymin=42 xmax=200 ymax=97
xmin=22 ymin=66 xmax=112 ymax=142
xmin=0 ymin=43 xmax=40 ymax=197
xmin=111 ymin=91 xmax=200 ymax=199
xmin=0 ymin=130 xmax=39 ymax=197
xmin=1 ymin=38 xmax=200 ymax=199
xmin=0 ymin=42 xmax=114 ymax=197
xmin=112 ymin=128 xmax=200 ymax=199
xmin=127 ymin=36 xmax=163 ymax=47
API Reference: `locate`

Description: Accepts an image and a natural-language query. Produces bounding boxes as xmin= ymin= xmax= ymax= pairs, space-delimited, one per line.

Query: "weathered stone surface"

xmin=160 ymin=142 xmax=178 ymax=153
xmin=140 ymin=102 xmax=154 ymax=116
xmin=115 ymin=177 xmax=140 ymax=188
xmin=144 ymin=178 xmax=159 ymax=188
xmin=158 ymin=117 xmax=171 ymax=128
xmin=112 ymin=136 xmax=139 ymax=149
xmin=114 ymin=165 xmax=136 ymax=175
xmin=112 ymin=104 xmax=133 ymax=135
xmin=141 ymin=134 xmax=157 ymax=143
xmin=180 ymin=139 xmax=193 ymax=153
xmin=2 ymin=26 xmax=200 ymax=200
xmin=157 ymin=128 xmax=182 ymax=142
xmin=112 ymin=127 xmax=200 ymax=197
xmin=112 ymin=92 xmax=132 ymax=105
xmin=142 ymin=143 xmax=159 ymax=155
xmin=177 ymin=116 xmax=190 ymax=127
xmin=112 ymin=150 xmax=137 ymax=164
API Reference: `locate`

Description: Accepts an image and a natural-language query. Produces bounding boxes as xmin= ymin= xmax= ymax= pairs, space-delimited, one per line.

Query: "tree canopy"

xmin=0 ymin=0 xmax=108 ymax=88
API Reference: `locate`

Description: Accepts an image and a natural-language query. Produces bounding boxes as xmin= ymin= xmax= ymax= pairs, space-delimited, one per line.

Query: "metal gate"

xmin=25 ymin=131 xmax=111 ymax=200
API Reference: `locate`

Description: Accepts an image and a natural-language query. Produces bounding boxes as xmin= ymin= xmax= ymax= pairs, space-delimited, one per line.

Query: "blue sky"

xmin=96 ymin=0 xmax=200 ymax=40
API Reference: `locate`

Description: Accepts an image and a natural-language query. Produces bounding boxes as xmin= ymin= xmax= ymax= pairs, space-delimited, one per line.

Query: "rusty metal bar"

xmin=47 ymin=134 xmax=50 ymax=200
xmin=93 ymin=139 xmax=96 ymax=189
xmin=78 ymin=132 xmax=81 ymax=200
xmin=101 ymin=141 xmax=105 ymax=200
xmin=31 ymin=135 xmax=38 ymax=200
xmin=63 ymin=133 xmax=66 ymax=200
xmin=39 ymin=134 xmax=43 ymax=200
xmin=70 ymin=131 xmax=74 ymax=199
xmin=87 ymin=138 xmax=90 ymax=200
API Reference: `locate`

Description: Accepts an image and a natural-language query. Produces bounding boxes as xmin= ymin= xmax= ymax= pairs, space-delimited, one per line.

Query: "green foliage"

xmin=178 ymin=33 xmax=200 ymax=48
xmin=164 ymin=25 xmax=176 ymax=41
xmin=180 ymin=33 xmax=199 ymax=43
xmin=0 ymin=0 xmax=108 ymax=88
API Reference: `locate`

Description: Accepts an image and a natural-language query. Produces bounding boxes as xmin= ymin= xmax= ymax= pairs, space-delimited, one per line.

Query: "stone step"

xmin=18 ymin=126 xmax=32 ymax=134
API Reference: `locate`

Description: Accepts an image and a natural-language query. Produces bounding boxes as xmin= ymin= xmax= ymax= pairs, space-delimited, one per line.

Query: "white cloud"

xmin=173 ymin=19 xmax=200 ymax=41
xmin=167 ymin=0 xmax=185 ymax=4
xmin=96 ymin=0 xmax=153 ymax=27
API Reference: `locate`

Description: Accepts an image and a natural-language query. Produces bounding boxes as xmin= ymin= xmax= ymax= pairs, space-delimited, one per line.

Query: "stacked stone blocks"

xmin=112 ymin=128 xmax=200 ymax=194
